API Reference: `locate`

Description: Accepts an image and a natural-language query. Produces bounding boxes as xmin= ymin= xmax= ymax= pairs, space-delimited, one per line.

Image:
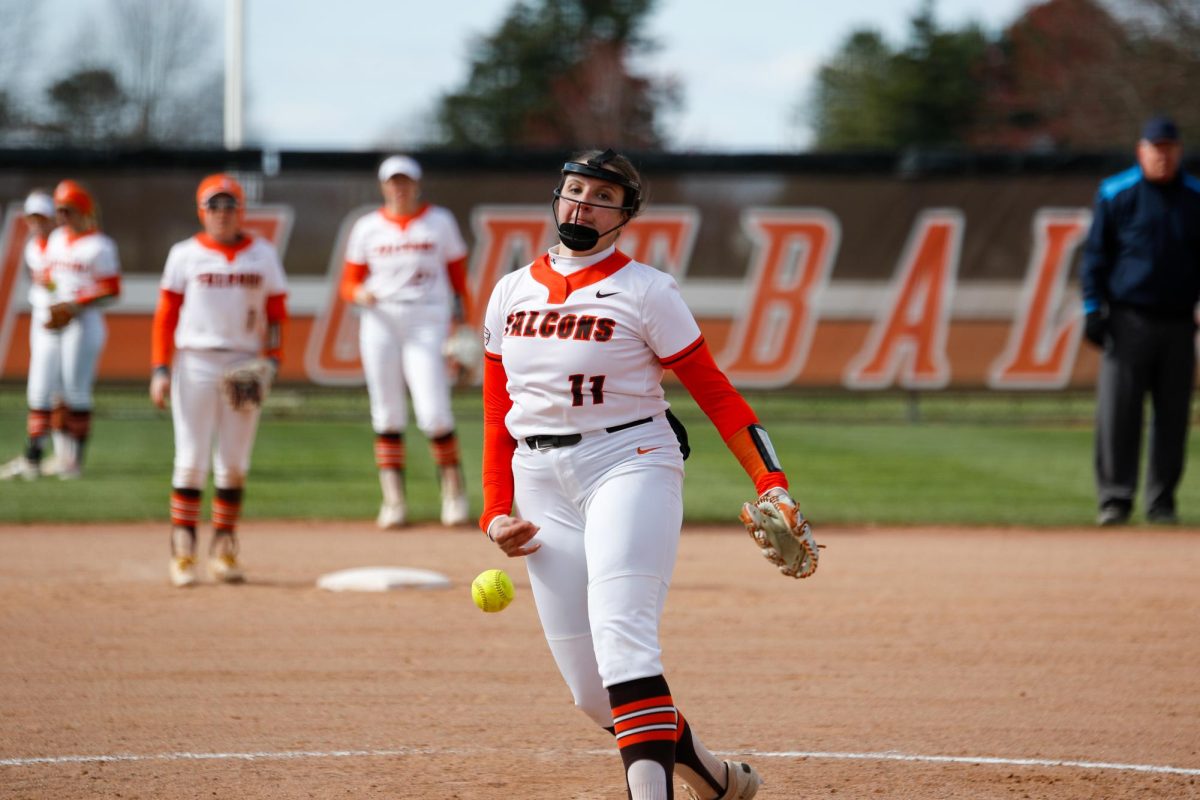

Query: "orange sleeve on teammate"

xmin=665 ymin=336 xmax=788 ymax=495
xmin=265 ymin=293 xmax=288 ymax=364
xmin=339 ymin=261 xmax=369 ymax=303
xmin=151 ymin=289 xmax=184 ymax=369
xmin=446 ymin=257 xmax=470 ymax=321
xmin=480 ymin=353 xmax=517 ymax=533
xmin=75 ymin=275 xmax=121 ymax=306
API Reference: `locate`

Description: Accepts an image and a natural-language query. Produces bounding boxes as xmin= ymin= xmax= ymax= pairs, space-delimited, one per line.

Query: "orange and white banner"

xmin=0 ymin=198 xmax=1100 ymax=390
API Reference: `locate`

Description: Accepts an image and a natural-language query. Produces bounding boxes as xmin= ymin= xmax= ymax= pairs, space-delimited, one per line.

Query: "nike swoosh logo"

xmin=636 ymin=446 xmax=662 ymax=455
xmin=596 ymin=290 xmax=620 ymax=298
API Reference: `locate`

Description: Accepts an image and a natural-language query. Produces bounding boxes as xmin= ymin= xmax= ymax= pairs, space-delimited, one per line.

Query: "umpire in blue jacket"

xmin=1081 ymin=115 xmax=1200 ymax=526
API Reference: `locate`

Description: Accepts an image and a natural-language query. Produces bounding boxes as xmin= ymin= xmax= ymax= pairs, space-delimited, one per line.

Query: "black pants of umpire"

xmin=1094 ymin=305 xmax=1197 ymax=516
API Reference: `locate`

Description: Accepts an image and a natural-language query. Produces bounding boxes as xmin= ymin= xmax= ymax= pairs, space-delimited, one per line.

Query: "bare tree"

xmin=0 ymin=2 xmax=41 ymax=138
xmin=106 ymin=0 xmax=221 ymax=144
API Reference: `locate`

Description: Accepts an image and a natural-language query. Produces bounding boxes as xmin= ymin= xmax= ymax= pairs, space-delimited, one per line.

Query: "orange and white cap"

xmin=53 ymin=180 xmax=95 ymax=216
xmin=196 ymin=173 xmax=245 ymax=208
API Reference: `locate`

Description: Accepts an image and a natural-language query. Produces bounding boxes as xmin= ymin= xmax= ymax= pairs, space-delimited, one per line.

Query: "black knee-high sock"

xmin=609 ymin=675 xmax=677 ymax=799
xmin=674 ymin=712 xmax=725 ymax=797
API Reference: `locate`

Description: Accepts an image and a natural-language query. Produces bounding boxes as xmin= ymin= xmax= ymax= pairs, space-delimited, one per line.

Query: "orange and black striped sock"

xmin=430 ymin=430 xmax=460 ymax=468
xmin=374 ymin=432 xmax=406 ymax=471
xmin=213 ymin=487 xmax=244 ymax=535
xmin=609 ymin=675 xmax=677 ymax=799
xmin=65 ymin=410 xmax=91 ymax=465
xmin=673 ymin=712 xmax=724 ymax=797
xmin=24 ymin=408 xmax=51 ymax=461
xmin=170 ymin=487 xmax=202 ymax=530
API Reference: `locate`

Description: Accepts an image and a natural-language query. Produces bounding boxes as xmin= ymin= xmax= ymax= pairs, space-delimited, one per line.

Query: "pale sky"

xmin=29 ymin=0 xmax=1038 ymax=152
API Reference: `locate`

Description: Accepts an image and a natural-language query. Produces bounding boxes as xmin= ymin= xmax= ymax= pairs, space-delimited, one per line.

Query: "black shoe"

xmin=1146 ymin=508 xmax=1179 ymax=525
xmin=1097 ymin=505 xmax=1131 ymax=526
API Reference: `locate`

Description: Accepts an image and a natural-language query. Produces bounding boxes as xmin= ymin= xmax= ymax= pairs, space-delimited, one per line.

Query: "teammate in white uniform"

xmin=481 ymin=150 xmax=801 ymax=800
xmin=0 ymin=190 xmax=65 ymax=480
xmin=339 ymin=155 xmax=472 ymax=528
xmin=32 ymin=180 xmax=122 ymax=479
xmin=150 ymin=174 xmax=289 ymax=588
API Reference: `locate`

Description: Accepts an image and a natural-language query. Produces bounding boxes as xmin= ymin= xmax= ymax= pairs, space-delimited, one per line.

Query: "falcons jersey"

xmin=344 ymin=204 xmax=468 ymax=307
xmin=483 ymin=245 xmax=702 ymax=438
xmin=161 ymin=233 xmax=288 ymax=354
xmin=44 ymin=227 xmax=120 ymax=305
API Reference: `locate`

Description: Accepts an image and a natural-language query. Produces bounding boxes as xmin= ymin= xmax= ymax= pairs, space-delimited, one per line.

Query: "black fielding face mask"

xmin=556 ymin=220 xmax=602 ymax=252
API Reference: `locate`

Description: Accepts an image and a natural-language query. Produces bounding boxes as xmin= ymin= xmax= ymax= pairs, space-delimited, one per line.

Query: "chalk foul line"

xmin=1 ymin=746 xmax=1197 ymax=777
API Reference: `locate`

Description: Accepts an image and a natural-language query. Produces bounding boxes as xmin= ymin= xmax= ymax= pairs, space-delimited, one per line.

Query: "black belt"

xmin=525 ymin=417 xmax=653 ymax=451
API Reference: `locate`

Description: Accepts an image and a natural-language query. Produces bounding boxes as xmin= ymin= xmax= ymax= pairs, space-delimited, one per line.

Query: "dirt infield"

xmin=1 ymin=522 xmax=1197 ymax=799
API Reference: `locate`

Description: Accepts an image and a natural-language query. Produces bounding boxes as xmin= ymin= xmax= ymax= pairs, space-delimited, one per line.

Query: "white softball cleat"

xmin=208 ymin=553 xmax=245 ymax=583
xmin=684 ymin=760 xmax=762 ymax=800
xmin=440 ymin=491 xmax=469 ymax=527
xmin=0 ymin=455 xmax=38 ymax=481
xmin=376 ymin=502 xmax=407 ymax=529
xmin=169 ymin=555 xmax=198 ymax=587
xmin=439 ymin=466 xmax=469 ymax=526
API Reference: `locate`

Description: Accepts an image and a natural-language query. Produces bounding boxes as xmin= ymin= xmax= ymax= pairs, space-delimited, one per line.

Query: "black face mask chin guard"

xmin=552 ymin=149 xmax=642 ymax=251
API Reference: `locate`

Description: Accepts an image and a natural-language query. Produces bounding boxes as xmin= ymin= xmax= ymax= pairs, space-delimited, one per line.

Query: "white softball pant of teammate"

xmin=170 ymin=349 xmax=262 ymax=489
xmin=25 ymin=308 xmax=64 ymax=409
xmin=514 ymin=415 xmax=685 ymax=728
xmin=28 ymin=308 xmax=106 ymax=409
xmin=358 ymin=303 xmax=454 ymax=436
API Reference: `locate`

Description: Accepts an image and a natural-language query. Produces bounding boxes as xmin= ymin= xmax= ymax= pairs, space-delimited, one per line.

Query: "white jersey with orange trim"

xmin=24 ymin=237 xmax=53 ymax=317
xmin=44 ymin=227 xmax=120 ymax=305
xmin=161 ymin=234 xmax=288 ymax=354
xmin=344 ymin=205 xmax=467 ymax=306
xmin=483 ymin=244 xmax=701 ymax=438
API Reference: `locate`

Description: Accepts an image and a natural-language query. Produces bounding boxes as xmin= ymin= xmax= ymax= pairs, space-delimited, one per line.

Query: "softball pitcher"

xmin=481 ymin=150 xmax=803 ymax=799
xmin=31 ymin=180 xmax=122 ymax=480
xmin=150 ymin=174 xmax=288 ymax=588
xmin=0 ymin=190 xmax=64 ymax=481
xmin=339 ymin=155 xmax=472 ymax=528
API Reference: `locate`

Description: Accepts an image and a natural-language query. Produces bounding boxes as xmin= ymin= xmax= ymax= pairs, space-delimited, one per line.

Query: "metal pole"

xmin=224 ymin=0 xmax=244 ymax=150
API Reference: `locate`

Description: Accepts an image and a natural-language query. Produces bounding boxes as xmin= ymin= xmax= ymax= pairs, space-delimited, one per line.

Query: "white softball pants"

xmin=513 ymin=415 xmax=685 ymax=728
xmin=25 ymin=307 xmax=63 ymax=409
xmin=170 ymin=349 xmax=262 ymax=489
xmin=27 ymin=308 xmax=105 ymax=410
xmin=358 ymin=303 xmax=454 ymax=436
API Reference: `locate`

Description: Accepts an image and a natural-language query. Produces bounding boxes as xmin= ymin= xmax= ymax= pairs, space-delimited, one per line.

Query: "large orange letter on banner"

xmin=0 ymin=208 xmax=30 ymax=376
xmin=844 ymin=210 xmax=963 ymax=389
xmin=468 ymin=207 xmax=555 ymax=328
xmin=720 ymin=209 xmax=839 ymax=387
xmin=988 ymin=208 xmax=1091 ymax=388
xmin=619 ymin=207 xmax=700 ymax=279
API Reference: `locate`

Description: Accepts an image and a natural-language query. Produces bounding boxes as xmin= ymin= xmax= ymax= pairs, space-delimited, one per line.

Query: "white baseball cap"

xmin=378 ymin=155 xmax=422 ymax=182
xmin=23 ymin=191 xmax=54 ymax=218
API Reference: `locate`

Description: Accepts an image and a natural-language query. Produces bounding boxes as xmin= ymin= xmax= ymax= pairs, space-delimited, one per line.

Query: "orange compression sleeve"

xmin=265 ymin=293 xmax=288 ymax=363
xmin=480 ymin=353 xmax=517 ymax=533
xmin=666 ymin=336 xmax=788 ymax=495
xmin=339 ymin=261 xmax=368 ymax=303
xmin=151 ymin=289 xmax=184 ymax=369
xmin=446 ymin=257 xmax=470 ymax=322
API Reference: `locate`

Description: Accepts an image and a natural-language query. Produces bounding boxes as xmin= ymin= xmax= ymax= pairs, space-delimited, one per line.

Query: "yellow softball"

xmin=471 ymin=569 xmax=514 ymax=613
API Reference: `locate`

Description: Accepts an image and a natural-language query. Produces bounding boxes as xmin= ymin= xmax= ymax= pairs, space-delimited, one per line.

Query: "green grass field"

xmin=1 ymin=384 xmax=1197 ymax=527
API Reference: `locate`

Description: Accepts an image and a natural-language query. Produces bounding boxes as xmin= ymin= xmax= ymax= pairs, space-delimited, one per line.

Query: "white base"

xmin=316 ymin=566 xmax=451 ymax=592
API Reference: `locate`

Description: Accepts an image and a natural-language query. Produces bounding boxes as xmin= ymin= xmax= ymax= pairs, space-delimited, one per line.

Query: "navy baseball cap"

xmin=1141 ymin=115 xmax=1180 ymax=143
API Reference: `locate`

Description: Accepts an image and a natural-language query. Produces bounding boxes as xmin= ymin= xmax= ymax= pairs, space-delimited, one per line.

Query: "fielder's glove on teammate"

xmin=45 ymin=302 xmax=78 ymax=330
xmin=442 ymin=326 xmax=484 ymax=377
xmin=221 ymin=357 xmax=277 ymax=410
xmin=739 ymin=487 xmax=821 ymax=578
